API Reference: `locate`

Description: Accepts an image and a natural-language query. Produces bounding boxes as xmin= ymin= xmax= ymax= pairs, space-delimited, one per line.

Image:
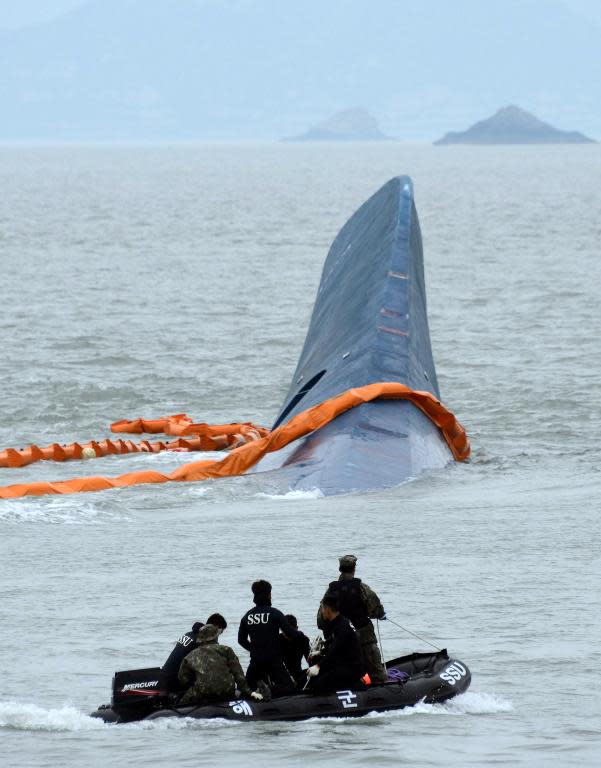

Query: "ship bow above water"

xmin=252 ymin=176 xmax=454 ymax=494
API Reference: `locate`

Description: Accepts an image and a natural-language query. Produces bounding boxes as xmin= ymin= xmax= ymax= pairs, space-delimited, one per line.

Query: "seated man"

xmin=307 ymin=595 xmax=365 ymax=693
xmin=159 ymin=613 xmax=227 ymax=692
xmin=178 ymin=624 xmax=262 ymax=705
xmin=280 ymin=614 xmax=310 ymax=687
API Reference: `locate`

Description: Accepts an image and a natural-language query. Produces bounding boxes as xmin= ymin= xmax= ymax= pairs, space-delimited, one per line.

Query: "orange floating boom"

xmin=0 ymin=421 xmax=268 ymax=469
xmin=0 ymin=383 xmax=469 ymax=500
xmin=110 ymin=415 xmax=269 ymax=440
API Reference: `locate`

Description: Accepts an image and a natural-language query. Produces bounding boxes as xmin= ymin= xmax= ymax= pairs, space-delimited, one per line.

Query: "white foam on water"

xmin=125 ymin=716 xmax=241 ymax=732
xmin=0 ymin=693 xmax=513 ymax=732
xmin=129 ymin=450 xmax=226 ymax=465
xmin=303 ymin=692 xmax=513 ymax=725
xmin=255 ymin=488 xmax=324 ymax=500
xmin=0 ymin=498 xmax=127 ymax=525
xmin=0 ymin=701 xmax=106 ymax=732
xmin=443 ymin=691 xmax=513 ymax=715
xmin=367 ymin=691 xmax=513 ymax=719
xmin=0 ymin=701 xmax=243 ymax=733
xmin=187 ymin=486 xmax=211 ymax=497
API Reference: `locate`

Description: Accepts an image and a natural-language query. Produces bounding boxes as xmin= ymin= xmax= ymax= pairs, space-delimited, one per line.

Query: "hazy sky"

xmin=1 ymin=0 xmax=599 ymax=140
xmin=0 ymin=0 xmax=83 ymax=28
xmin=2 ymin=0 xmax=601 ymax=29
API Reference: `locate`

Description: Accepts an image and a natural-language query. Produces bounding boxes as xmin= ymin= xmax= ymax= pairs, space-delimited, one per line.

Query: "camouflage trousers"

xmin=356 ymin=624 xmax=387 ymax=683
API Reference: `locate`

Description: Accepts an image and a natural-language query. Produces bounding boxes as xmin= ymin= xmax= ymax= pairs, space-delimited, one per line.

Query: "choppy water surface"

xmin=1 ymin=144 xmax=600 ymax=767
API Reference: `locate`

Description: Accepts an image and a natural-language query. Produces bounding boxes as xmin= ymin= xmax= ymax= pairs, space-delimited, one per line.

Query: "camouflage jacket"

xmin=178 ymin=624 xmax=251 ymax=704
xmin=317 ymin=573 xmax=385 ymax=630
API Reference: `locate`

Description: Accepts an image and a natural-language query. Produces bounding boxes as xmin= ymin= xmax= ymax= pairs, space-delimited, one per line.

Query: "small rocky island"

xmin=435 ymin=105 xmax=595 ymax=145
xmin=284 ymin=108 xmax=389 ymax=142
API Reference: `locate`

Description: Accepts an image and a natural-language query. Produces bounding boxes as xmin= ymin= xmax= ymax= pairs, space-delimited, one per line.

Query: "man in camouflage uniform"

xmin=178 ymin=624 xmax=262 ymax=705
xmin=318 ymin=554 xmax=387 ymax=683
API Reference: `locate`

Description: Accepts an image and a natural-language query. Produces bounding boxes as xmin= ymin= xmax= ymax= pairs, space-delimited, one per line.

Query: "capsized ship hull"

xmin=251 ymin=176 xmax=452 ymax=494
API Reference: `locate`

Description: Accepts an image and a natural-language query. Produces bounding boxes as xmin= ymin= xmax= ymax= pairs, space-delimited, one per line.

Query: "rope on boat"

xmin=0 ymin=382 xmax=470 ymax=500
xmin=376 ymin=619 xmax=386 ymax=668
xmin=385 ymin=617 xmax=442 ymax=652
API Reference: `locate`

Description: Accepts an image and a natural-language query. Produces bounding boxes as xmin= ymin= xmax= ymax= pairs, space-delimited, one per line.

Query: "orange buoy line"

xmin=109 ymin=414 xmax=269 ymax=441
xmin=0 ymin=419 xmax=269 ymax=469
xmin=0 ymin=383 xmax=470 ymax=500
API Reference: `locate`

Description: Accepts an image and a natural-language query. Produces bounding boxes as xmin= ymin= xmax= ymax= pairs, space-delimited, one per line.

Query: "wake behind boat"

xmin=91 ymin=649 xmax=471 ymax=723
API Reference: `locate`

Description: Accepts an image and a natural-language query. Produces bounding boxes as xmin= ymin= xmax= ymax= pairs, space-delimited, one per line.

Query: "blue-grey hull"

xmin=253 ymin=401 xmax=450 ymax=494
xmin=251 ymin=176 xmax=452 ymax=494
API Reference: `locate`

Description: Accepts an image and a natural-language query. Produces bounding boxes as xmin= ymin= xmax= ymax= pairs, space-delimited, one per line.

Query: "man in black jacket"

xmin=238 ymin=580 xmax=300 ymax=694
xmin=308 ymin=594 xmax=364 ymax=693
xmin=159 ymin=613 xmax=227 ymax=692
xmin=279 ymin=614 xmax=310 ymax=687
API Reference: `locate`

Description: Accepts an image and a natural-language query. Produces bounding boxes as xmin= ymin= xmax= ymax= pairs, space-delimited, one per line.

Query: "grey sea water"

xmin=1 ymin=143 xmax=600 ymax=767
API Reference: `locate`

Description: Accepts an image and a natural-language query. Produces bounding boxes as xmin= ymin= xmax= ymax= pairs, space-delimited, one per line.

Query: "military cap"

xmin=339 ymin=554 xmax=357 ymax=569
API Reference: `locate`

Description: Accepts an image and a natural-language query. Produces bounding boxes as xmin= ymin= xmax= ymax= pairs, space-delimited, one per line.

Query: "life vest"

xmin=328 ymin=578 xmax=369 ymax=629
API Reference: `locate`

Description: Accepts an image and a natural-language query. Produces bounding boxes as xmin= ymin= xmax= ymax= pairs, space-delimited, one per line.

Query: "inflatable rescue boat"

xmin=90 ymin=650 xmax=471 ymax=723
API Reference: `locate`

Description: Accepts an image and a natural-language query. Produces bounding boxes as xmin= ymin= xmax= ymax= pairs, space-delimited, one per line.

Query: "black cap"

xmin=206 ymin=613 xmax=227 ymax=630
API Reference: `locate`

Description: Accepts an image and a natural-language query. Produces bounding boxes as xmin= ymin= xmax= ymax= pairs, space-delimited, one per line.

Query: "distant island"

xmin=284 ymin=108 xmax=390 ymax=142
xmin=434 ymin=105 xmax=595 ymax=145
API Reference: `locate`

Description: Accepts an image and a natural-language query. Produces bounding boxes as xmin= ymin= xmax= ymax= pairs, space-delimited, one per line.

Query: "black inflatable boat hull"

xmin=90 ymin=651 xmax=470 ymax=724
xmin=250 ymin=177 xmax=452 ymax=495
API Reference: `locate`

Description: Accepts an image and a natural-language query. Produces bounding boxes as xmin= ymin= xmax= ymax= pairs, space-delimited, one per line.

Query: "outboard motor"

xmin=110 ymin=667 xmax=165 ymax=722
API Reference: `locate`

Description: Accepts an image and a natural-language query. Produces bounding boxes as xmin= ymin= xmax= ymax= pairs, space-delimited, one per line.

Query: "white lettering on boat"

xmin=121 ymin=681 xmax=159 ymax=692
xmin=229 ymin=700 xmax=253 ymax=716
xmin=337 ymin=690 xmax=358 ymax=709
xmin=439 ymin=662 xmax=467 ymax=686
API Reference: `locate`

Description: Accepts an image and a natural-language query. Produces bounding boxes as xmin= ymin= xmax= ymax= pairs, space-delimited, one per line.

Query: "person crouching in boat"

xmin=307 ymin=594 xmax=364 ymax=693
xmin=279 ymin=614 xmax=311 ymax=687
xmin=178 ymin=624 xmax=263 ymax=705
xmin=159 ymin=619 xmax=204 ymax=693
xmin=159 ymin=613 xmax=227 ymax=693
